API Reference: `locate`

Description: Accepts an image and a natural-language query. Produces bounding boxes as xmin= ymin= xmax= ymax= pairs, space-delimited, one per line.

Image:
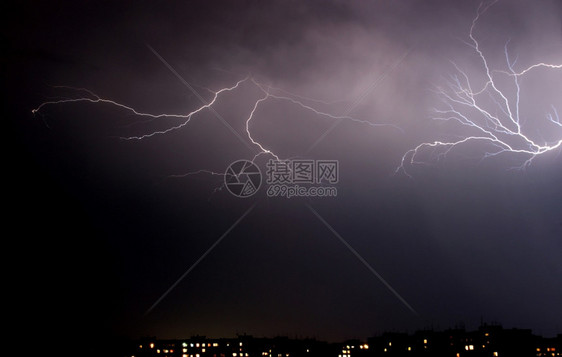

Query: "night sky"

xmin=4 ymin=0 xmax=562 ymax=352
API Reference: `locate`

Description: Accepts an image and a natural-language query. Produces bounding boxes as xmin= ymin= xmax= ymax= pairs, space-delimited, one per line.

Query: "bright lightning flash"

xmin=32 ymin=77 xmax=401 ymax=175
xmin=397 ymin=1 xmax=562 ymax=177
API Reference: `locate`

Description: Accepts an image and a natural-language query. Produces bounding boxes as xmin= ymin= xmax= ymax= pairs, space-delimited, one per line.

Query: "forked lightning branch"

xmin=31 ymin=0 xmax=561 ymax=182
xmin=396 ymin=0 xmax=562 ymax=177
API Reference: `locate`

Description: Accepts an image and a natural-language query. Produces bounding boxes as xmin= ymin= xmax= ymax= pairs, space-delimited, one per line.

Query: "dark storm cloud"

xmin=5 ymin=0 xmax=562 ymax=349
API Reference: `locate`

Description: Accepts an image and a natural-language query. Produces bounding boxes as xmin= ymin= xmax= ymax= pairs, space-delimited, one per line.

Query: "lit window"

xmin=183 ymin=349 xmax=188 ymax=353
xmin=493 ymin=352 xmax=498 ymax=356
xmin=150 ymin=343 xmax=155 ymax=349
xmin=423 ymin=339 xmax=427 ymax=344
xmin=202 ymin=349 xmax=206 ymax=353
xmin=408 ymin=347 xmax=411 ymax=351
xmin=183 ymin=343 xmax=188 ymax=348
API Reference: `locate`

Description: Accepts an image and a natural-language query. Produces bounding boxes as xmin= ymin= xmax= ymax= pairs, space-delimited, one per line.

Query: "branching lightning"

xmin=246 ymin=78 xmax=403 ymax=162
xmin=32 ymin=75 xmax=401 ymax=177
xmin=33 ymin=1 xmax=559 ymax=183
xmin=33 ymin=79 xmax=249 ymax=141
xmin=396 ymin=1 xmax=562 ymax=177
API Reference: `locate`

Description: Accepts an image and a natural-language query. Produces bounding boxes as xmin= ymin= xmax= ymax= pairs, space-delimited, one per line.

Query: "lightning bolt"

xmin=245 ymin=78 xmax=403 ymax=162
xmin=396 ymin=1 xmax=562 ymax=178
xmin=32 ymin=63 xmax=402 ymax=182
xmin=30 ymin=38 xmax=419 ymax=319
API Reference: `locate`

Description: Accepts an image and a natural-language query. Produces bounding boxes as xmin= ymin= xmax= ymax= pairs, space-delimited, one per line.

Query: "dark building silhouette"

xmin=125 ymin=324 xmax=561 ymax=357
